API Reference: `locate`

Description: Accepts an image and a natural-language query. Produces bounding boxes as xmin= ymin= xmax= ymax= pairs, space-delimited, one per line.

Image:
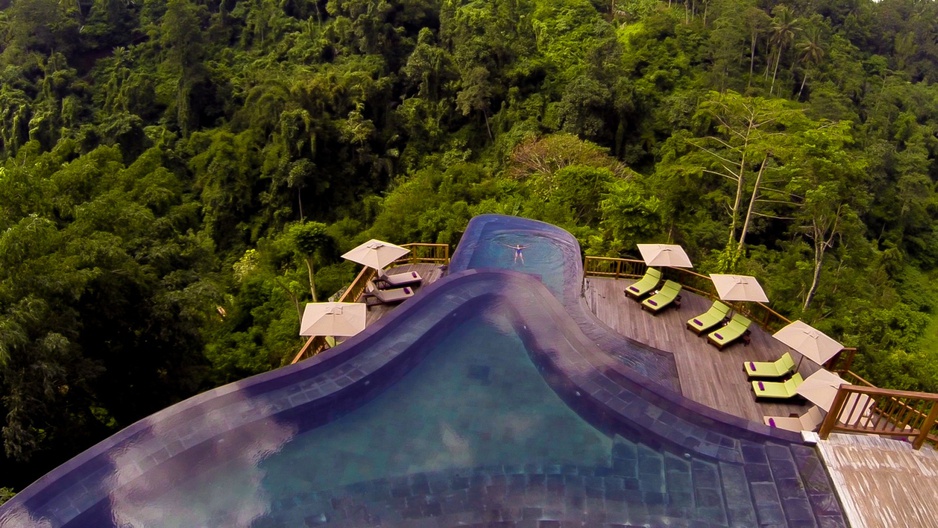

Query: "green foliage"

xmin=0 ymin=486 xmax=12 ymax=505
xmin=3 ymin=0 xmax=938 ymax=492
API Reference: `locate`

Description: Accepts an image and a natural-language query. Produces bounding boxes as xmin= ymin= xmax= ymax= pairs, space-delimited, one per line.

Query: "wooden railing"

xmin=289 ymin=243 xmax=451 ymax=365
xmin=395 ymin=243 xmax=450 ymax=265
xmin=584 ymin=256 xmax=791 ymax=331
xmin=289 ymin=266 xmax=378 ymax=365
xmin=820 ymin=384 xmax=938 ymax=450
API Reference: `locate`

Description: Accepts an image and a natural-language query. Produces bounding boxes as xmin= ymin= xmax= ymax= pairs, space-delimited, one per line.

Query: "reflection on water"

xmin=0 ymin=505 xmax=52 ymax=528
xmin=106 ymin=399 xmax=296 ymax=528
xmin=259 ymin=310 xmax=611 ymax=496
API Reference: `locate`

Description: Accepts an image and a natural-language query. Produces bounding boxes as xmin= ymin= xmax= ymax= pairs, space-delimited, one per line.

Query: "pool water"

xmin=262 ymin=310 xmax=611 ymax=491
xmin=466 ymin=231 xmax=570 ymax=298
xmin=129 ymin=309 xmax=613 ymax=527
xmin=1 ymin=215 xmax=845 ymax=528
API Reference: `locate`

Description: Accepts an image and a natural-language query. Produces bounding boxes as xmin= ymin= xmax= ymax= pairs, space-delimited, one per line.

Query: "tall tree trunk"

xmin=770 ymin=47 xmax=782 ymax=95
xmin=305 ymin=258 xmax=317 ymax=302
xmin=803 ymin=205 xmax=842 ymax=311
xmin=798 ymin=70 xmax=808 ymax=99
xmin=275 ymin=278 xmax=303 ymax=325
xmin=748 ymin=35 xmax=757 ymax=88
xmin=737 ymin=154 xmax=768 ymax=253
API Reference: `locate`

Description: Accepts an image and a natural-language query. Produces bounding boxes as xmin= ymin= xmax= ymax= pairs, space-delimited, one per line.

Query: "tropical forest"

xmin=2 ymin=0 xmax=938 ymax=498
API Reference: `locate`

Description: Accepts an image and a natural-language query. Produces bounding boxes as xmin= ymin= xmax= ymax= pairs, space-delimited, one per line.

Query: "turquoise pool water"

xmin=1 ymin=215 xmax=845 ymax=528
xmin=263 ymin=311 xmax=610 ymax=492
xmin=124 ymin=309 xmax=611 ymax=527
xmin=466 ymin=230 xmax=570 ymax=297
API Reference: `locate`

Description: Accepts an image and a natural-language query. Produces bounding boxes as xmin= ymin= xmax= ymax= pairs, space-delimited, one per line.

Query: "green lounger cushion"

xmin=625 ymin=268 xmax=662 ymax=300
xmin=752 ymin=373 xmax=804 ymax=399
xmin=686 ymin=301 xmax=731 ymax=334
xmin=707 ymin=314 xmax=752 ymax=349
xmin=642 ymin=280 xmax=682 ymax=313
xmin=745 ymin=352 xmax=796 ymax=379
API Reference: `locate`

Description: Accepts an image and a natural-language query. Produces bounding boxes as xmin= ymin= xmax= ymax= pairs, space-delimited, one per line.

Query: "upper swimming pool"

xmin=0 ymin=215 xmax=846 ymax=528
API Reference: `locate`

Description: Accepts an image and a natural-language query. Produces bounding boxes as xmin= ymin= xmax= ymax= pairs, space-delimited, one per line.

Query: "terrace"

xmin=291 ymin=236 xmax=938 ymax=528
xmin=5 ymin=216 xmax=936 ymax=528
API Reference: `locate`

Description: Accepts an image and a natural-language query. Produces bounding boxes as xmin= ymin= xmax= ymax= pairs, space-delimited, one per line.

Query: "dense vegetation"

xmin=2 ymin=0 xmax=938 ymax=495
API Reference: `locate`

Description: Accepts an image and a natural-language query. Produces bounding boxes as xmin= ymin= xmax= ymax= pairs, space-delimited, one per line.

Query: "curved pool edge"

xmin=2 ymin=215 xmax=840 ymax=528
xmin=450 ymin=215 xmax=802 ymax=448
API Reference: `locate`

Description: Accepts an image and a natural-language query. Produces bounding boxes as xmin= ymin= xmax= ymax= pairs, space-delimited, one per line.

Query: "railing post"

xmin=912 ymin=402 xmax=938 ymax=450
xmin=819 ymin=386 xmax=850 ymax=439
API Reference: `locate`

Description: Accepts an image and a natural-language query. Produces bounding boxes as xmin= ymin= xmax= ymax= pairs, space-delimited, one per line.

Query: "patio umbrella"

xmin=341 ymin=239 xmax=410 ymax=273
xmin=709 ymin=274 xmax=769 ymax=303
xmin=796 ymin=369 xmax=873 ymax=423
xmin=637 ymin=244 xmax=693 ymax=268
xmin=300 ymin=302 xmax=367 ymax=337
xmin=773 ymin=320 xmax=844 ymax=369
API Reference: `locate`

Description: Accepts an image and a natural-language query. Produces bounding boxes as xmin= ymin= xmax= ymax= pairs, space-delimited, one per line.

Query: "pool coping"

xmin=2 ymin=215 xmax=837 ymax=528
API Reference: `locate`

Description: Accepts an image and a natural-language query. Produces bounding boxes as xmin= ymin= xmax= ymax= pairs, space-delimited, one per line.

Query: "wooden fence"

xmin=584 ymin=256 xmax=792 ymax=332
xmin=289 ymin=244 xmax=450 ymax=365
xmin=820 ymin=384 xmax=938 ymax=450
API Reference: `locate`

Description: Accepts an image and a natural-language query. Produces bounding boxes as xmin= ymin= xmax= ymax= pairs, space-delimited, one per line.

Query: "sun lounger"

xmin=624 ymin=268 xmax=662 ymax=300
xmin=751 ymin=373 xmax=804 ymax=400
xmin=707 ymin=314 xmax=752 ymax=350
xmin=376 ymin=270 xmax=423 ymax=289
xmin=363 ymin=281 xmax=415 ymax=306
xmin=744 ymin=352 xmax=796 ymax=379
xmin=763 ymin=406 xmax=824 ymax=432
xmin=686 ymin=301 xmax=730 ymax=335
xmin=641 ymin=280 xmax=682 ymax=313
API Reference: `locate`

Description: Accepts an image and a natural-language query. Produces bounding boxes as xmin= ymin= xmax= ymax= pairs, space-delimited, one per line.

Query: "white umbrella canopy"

xmin=774 ymin=320 xmax=843 ymax=367
xmin=796 ymin=369 xmax=873 ymax=423
xmin=300 ymin=302 xmax=367 ymax=337
xmin=637 ymin=244 xmax=693 ymax=268
xmin=709 ymin=274 xmax=769 ymax=303
xmin=341 ymin=239 xmax=410 ymax=272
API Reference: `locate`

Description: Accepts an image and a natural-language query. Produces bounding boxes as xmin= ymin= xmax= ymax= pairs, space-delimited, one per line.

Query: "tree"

xmin=289 ymin=222 xmax=334 ymax=303
xmin=785 ymin=121 xmax=868 ymax=310
xmin=743 ymin=7 xmax=771 ymax=89
xmin=767 ymin=5 xmax=799 ymax=95
xmin=796 ymin=20 xmax=826 ymax=98
xmin=685 ymin=91 xmax=806 ymax=264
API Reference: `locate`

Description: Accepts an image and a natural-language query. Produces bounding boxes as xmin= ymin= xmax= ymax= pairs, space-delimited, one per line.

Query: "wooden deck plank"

xmin=818 ymin=433 xmax=938 ymax=528
xmin=584 ymin=276 xmax=821 ymax=424
xmin=361 ymin=263 xmax=446 ymax=328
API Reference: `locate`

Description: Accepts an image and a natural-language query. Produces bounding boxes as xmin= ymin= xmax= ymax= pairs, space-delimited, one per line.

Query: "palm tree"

xmin=744 ymin=7 xmax=771 ymax=90
xmin=768 ymin=5 xmax=798 ymax=96
xmin=796 ymin=24 xmax=825 ymax=99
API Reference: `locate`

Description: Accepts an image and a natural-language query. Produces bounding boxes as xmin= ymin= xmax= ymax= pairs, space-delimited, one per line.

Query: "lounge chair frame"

xmin=763 ymin=406 xmax=824 ymax=432
xmin=744 ymin=352 xmax=796 ymax=379
xmin=686 ymin=301 xmax=731 ymax=335
xmin=363 ymin=282 xmax=415 ymax=307
xmin=376 ymin=270 xmax=423 ymax=289
xmin=707 ymin=314 xmax=752 ymax=350
xmin=751 ymin=373 xmax=805 ymax=401
xmin=641 ymin=280 xmax=682 ymax=313
xmin=624 ymin=268 xmax=662 ymax=300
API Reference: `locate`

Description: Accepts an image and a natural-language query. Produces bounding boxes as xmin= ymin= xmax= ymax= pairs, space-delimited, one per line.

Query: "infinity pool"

xmin=0 ymin=215 xmax=846 ymax=528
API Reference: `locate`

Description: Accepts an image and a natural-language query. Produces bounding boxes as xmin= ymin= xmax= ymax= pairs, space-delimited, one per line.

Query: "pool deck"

xmin=584 ymin=276 xmax=822 ymax=425
xmin=363 ymin=266 xmax=938 ymax=528
xmin=362 ymin=263 xmax=448 ymax=326
xmin=584 ymin=276 xmax=938 ymax=528
xmin=367 ymin=269 xmax=818 ymax=425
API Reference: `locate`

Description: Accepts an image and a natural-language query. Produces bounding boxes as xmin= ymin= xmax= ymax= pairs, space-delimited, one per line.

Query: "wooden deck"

xmin=361 ymin=263 xmax=448 ymax=327
xmin=584 ymin=276 xmax=822 ymax=424
xmin=817 ymin=433 xmax=938 ymax=528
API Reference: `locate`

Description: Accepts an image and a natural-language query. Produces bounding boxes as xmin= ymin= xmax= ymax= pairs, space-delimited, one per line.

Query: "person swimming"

xmin=502 ymin=243 xmax=527 ymax=265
